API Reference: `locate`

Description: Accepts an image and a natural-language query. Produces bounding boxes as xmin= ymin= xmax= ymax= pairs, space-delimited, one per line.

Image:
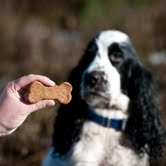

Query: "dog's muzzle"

xmin=81 ymin=71 xmax=111 ymax=108
xmin=83 ymin=71 xmax=107 ymax=91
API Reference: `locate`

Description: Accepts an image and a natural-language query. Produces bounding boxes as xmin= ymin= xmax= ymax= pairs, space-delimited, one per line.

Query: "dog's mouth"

xmin=81 ymin=90 xmax=111 ymax=108
xmin=86 ymin=91 xmax=109 ymax=99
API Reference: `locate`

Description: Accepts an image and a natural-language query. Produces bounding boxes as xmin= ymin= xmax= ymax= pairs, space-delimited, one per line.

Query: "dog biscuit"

xmin=25 ymin=81 xmax=72 ymax=104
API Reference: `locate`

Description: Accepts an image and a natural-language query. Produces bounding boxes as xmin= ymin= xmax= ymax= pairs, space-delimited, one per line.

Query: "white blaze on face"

xmin=82 ymin=43 xmax=121 ymax=102
xmin=81 ymin=30 xmax=130 ymax=105
xmin=98 ymin=30 xmax=129 ymax=46
xmin=91 ymin=40 xmax=121 ymax=99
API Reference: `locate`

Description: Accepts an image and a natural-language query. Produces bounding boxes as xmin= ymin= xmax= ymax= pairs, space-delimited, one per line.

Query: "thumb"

xmin=30 ymin=100 xmax=55 ymax=112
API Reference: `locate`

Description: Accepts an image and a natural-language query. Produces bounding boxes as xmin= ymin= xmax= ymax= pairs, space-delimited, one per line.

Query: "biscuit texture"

xmin=25 ymin=81 xmax=72 ymax=104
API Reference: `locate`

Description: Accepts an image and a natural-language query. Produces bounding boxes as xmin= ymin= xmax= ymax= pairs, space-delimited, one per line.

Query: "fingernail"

xmin=49 ymin=80 xmax=56 ymax=86
xmin=46 ymin=100 xmax=55 ymax=107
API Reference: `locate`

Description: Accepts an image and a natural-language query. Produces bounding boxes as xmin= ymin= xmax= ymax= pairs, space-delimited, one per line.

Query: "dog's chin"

xmin=81 ymin=91 xmax=111 ymax=109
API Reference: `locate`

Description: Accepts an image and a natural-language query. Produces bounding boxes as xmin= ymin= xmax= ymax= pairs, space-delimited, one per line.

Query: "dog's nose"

xmin=84 ymin=71 xmax=103 ymax=88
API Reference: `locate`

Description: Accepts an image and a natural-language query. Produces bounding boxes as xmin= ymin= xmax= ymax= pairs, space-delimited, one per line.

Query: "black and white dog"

xmin=43 ymin=30 xmax=165 ymax=166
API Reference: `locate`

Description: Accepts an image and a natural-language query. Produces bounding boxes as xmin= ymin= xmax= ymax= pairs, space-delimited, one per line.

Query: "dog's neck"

xmin=91 ymin=92 xmax=129 ymax=117
xmin=94 ymin=108 xmax=128 ymax=119
xmin=88 ymin=108 xmax=127 ymax=130
xmin=87 ymin=93 xmax=129 ymax=130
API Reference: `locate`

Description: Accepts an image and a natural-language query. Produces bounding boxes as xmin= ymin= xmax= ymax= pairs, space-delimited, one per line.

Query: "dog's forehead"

xmin=97 ymin=30 xmax=130 ymax=47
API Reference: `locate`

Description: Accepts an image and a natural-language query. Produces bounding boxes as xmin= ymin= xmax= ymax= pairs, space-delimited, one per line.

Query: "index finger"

xmin=12 ymin=74 xmax=55 ymax=91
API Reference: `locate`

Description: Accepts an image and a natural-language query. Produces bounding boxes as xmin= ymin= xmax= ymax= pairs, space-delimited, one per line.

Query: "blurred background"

xmin=0 ymin=0 xmax=165 ymax=165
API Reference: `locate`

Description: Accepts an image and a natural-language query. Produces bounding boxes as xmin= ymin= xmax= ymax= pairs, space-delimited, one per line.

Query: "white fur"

xmin=81 ymin=36 xmax=122 ymax=102
xmin=98 ymin=30 xmax=130 ymax=47
xmin=69 ymin=121 xmax=149 ymax=166
xmin=43 ymin=120 xmax=149 ymax=166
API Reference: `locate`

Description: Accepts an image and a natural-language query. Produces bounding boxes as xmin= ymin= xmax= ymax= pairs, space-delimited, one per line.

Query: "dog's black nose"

xmin=84 ymin=71 xmax=103 ymax=88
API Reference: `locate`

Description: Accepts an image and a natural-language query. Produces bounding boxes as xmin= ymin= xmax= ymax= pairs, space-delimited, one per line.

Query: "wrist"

xmin=0 ymin=122 xmax=14 ymax=136
xmin=0 ymin=108 xmax=28 ymax=136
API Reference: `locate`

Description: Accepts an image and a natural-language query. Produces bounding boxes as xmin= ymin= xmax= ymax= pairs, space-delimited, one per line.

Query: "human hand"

xmin=0 ymin=74 xmax=55 ymax=136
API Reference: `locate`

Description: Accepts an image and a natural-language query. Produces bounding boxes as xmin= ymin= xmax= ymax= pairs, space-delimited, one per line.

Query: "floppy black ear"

xmin=125 ymin=63 xmax=165 ymax=159
xmin=52 ymin=40 xmax=97 ymax=155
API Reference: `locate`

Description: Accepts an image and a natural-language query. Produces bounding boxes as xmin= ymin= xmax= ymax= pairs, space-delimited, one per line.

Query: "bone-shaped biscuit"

xmin=26 ymin=81 xmax=72 ymax=104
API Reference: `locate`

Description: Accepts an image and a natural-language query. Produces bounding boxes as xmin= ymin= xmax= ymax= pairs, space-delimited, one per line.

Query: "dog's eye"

xmin=108 ymin=43 xmax=123 ymax=65
xmin=110 ymin=52 xmax=123 ymax=63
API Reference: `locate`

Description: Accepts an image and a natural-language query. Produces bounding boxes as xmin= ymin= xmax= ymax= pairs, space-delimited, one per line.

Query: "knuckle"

xmin=27 ymin=74 xmax=35 ymax=79
xmin=5 ymin=81 xmax=15 ymax=94
xmin=36 ymin=101 xmax=46 ymax=110
xmin=6 ymin=81 xmax=12 ymax=88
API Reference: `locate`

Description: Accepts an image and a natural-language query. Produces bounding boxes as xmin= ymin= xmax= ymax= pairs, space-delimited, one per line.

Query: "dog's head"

xmin=80 ymin=30 xmax=137 ymax=110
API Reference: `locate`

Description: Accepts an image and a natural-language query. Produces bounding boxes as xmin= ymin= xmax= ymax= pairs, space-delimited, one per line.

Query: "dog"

xmin=43 ymin=30 xmax=165 ymax=166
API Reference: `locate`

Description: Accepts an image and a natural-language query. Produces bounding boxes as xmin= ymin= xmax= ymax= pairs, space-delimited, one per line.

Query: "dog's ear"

xmin=52 ymin=40 xmax=97 ymax=155
xmin=125 ymin=63 xmax=165 ymax=159
xmin=63 ymin=38 xmax=98 ymax=106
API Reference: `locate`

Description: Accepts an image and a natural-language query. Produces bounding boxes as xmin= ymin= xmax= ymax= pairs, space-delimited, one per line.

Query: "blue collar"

xmin=88 ymin=109 xmax=127 ymax=130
